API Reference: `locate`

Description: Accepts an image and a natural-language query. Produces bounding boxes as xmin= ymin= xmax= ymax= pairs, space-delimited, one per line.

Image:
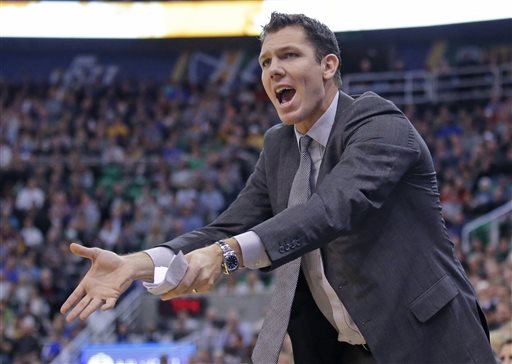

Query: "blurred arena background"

xmin=0 ymin=1 xmax=511 ymax=363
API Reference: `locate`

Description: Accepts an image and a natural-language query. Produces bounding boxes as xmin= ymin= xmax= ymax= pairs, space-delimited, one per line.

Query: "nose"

xmin=269 ymin=60 xmax=284 ymax=79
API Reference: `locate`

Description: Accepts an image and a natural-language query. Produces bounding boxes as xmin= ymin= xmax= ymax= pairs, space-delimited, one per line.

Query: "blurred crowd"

xmin=0 ymin=59 xmax=511 ymax=363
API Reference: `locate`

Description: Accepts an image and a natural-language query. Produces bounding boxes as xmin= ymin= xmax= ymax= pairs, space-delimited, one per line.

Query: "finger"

xmin=188 ymin=263 xmax=220 ymax=294
xmin=160 ymin=278 xmax=194 ymax=301
xmin=101 ymin=297 xmax=117 ymax=311
xmin=65 ymin=295 xmax=92 ymax=322
xmin=193 ymin=282 xmax=213 ymax=294
xmin=170 ymin=270 xmax=197 ymax=296
xmin=197 ymin=268 xmax=220 ymax=293
xmin=79 ymin=298 xmax=104 ymax=320
xmin=160 ymin=290 xmax=175 ymax=301
xmin=60 ymin=285 xmax=86 ymax=315
xmin=69 ymin=243 xmax=98 ymax=260
xmin=161 ymin=282 xmax=190 ymax=301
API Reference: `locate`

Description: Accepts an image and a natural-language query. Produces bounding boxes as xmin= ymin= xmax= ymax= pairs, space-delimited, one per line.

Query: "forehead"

xmin=259 ymin=26 xmax=312 ymax=56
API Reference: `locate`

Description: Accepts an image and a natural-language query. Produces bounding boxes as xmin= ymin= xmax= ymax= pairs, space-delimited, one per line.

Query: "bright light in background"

xmin=256 ymin=0 xmax=512 ymax=32
xmin=0 ymin=1 xmax=263 ymax=38
xmin=0 ymin=0 xmax=510 ymax=38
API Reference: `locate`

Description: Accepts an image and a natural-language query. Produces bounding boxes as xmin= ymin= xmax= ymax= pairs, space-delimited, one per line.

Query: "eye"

xmin=260 ymin=59 xmax=270 ymax=68
xmin=284 ymin=52 xmax=297 ymax=59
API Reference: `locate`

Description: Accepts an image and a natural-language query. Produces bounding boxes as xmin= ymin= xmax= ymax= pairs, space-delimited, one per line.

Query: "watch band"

xmin=216 ymin=240 xmax=239 ymax=274
xmin=216 ymin=240 xmax=231 ymax=254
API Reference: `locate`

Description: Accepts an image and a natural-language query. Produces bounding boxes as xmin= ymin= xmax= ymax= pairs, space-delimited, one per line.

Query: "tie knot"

xmin=299 ymin=135 xmax=312 ymax=154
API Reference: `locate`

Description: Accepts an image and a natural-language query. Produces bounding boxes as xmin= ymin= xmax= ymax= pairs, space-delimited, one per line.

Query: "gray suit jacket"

xmin=163 ymin=91 xmax=494 ymax=363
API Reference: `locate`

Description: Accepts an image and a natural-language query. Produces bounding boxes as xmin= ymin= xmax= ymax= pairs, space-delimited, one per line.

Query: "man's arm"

xmin=62 ymin=127 xmax=277 ymax=318
xmin=159 ymin=232 xmax=273 ymax=300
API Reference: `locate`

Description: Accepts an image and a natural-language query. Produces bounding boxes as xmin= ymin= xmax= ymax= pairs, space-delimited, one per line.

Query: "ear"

xmin=321 ymin=54 xmax=339 ymax=81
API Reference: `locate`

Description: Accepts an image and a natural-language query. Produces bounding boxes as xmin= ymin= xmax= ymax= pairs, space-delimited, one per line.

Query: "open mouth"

xmin=276 ymin=87 xmax=296 ymax=104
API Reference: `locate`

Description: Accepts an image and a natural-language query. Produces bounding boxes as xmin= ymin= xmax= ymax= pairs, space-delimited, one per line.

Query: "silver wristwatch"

xmin=215 ymin=240 xmax=239 ymax=275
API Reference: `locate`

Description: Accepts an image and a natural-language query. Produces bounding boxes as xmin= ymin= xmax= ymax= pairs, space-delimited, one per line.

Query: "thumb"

xmin=69 ymin=242 xmax=97 ymax=260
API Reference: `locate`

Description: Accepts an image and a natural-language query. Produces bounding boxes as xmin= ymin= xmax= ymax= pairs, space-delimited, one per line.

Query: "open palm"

xmin=60 ymin=243 xmax=134 ymax=321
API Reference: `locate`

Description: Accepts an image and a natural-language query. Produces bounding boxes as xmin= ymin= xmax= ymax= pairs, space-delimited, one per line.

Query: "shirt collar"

xmin=294 ymin=91 xmax=339 ymax=148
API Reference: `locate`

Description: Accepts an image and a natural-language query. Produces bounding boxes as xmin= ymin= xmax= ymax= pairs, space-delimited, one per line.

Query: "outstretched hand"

xmin=60 ymin=243 xmax=136 ymax=322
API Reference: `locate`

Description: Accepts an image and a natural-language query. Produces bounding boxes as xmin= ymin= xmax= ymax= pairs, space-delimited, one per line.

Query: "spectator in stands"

xmin=20 ymin=217 xmax=44 ymax=249
xmin=15 ymin=178 xmax=45 ymax=212
xmin=192 ymin=307 xmax=222 ymax=355
xmin=187 ymin=348 xmax=212 ymax=364
xmin=12 ymin=316 xmax=41 ymax=364
xmin=172 ymin=310 xmax=197 ymax=341
xmin=40 ymin=330 xmax=62 ymax=364
xmin=37 ymin=269 xmax=60 ymax=320
xmin=0 ymin=319 xmax=14 ymax=363
xmin=0 ymin=139 xmax=13 ymax=170
xmin=0 ymin=272 xmax=10 ymax=302
xmin=216 ymin=310 xmax=252 ymax=359
xmin=199 ymin=181 xmax=226 ymax=220
xmin=143 ymin=222 xmax=166 ymax=250
xmin=115 ymin=321 xmax=132 ymax=343
xmin=500 ymin=338 xmax=512 ymax=364
xmin=235 ymin=271 xmax=267 ymax=295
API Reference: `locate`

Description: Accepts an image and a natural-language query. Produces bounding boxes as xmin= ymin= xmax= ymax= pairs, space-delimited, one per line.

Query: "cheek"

xmin=304 ymin=78 xmax=324 ymax=100
xmin=261 ymin=78 xmax=273 ymax=99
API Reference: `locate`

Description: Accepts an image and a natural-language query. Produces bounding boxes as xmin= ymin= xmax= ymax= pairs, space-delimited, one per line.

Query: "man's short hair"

xmin=260 ymin=12 xmax=342 ymax=87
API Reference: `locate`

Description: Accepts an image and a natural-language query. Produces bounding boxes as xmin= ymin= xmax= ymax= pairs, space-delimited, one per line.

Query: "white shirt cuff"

xmin=144 ymin=246 xmax=175 ymax=268
xmin=234 ymin=231 xmax=271 ymax=269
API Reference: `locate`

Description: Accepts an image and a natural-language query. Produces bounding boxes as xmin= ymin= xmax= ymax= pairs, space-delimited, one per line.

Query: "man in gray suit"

xmin=61 ymin=13 xmax=495 ymax=363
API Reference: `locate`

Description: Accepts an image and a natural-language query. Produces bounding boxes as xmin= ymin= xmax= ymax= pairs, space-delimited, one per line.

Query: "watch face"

xmin=225 ymin=254 xmax=239 ymax=271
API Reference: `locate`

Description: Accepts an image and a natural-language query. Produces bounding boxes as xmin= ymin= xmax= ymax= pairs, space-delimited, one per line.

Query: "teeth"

xmin=275 ymin=87 xmax=294 ymax=104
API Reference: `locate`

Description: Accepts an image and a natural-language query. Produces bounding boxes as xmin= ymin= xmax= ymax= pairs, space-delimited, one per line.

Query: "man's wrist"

xmin=215 ymin=239 xmax=240 ymax=274
xmin=212 ymin=237 xmax=244 ymax=275
xmin=123 ymin=252 xmax=155 ymax=282
xmin=220 ymin=237 xmax=244 ymax=268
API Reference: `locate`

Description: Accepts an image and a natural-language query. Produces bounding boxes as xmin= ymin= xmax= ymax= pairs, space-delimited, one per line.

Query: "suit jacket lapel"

xmin=276 ymin=126 xmax=299 ymax=213
xmin=317 ymin=91 xmax=355 ymax=185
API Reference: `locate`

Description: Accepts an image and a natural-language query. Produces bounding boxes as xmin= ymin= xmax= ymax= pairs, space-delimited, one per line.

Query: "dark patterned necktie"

xmin=252 ymin=135 xmax=313 ymax=364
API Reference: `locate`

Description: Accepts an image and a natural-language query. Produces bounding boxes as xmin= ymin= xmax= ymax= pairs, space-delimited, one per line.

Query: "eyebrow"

xmin=259 ymin=45 xmax=300 ymax=63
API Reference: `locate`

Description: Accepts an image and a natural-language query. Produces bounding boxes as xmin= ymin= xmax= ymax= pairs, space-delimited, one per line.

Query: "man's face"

xmin=501 ymin=343 xmax=512 ymax=364
xmin=259 ymin=26 xmax=334 ymax=133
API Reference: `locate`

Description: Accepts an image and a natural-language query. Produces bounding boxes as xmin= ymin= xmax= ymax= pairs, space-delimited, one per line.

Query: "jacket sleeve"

xmin=252 ymin=95 xmax=421 ymax=268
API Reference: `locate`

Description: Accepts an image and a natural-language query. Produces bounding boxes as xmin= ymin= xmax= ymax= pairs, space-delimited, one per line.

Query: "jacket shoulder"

xmin=351 ymin=91 xmax=402 ymax=113
xmin=340 ymin=91 xmax=408 ymax=129
xmin=263 ymin=123 xmax=293 ymax=145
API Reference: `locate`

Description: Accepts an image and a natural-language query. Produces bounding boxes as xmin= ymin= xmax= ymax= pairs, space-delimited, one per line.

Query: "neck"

xmin=295 ymin=85 xmax=338 ymax=135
